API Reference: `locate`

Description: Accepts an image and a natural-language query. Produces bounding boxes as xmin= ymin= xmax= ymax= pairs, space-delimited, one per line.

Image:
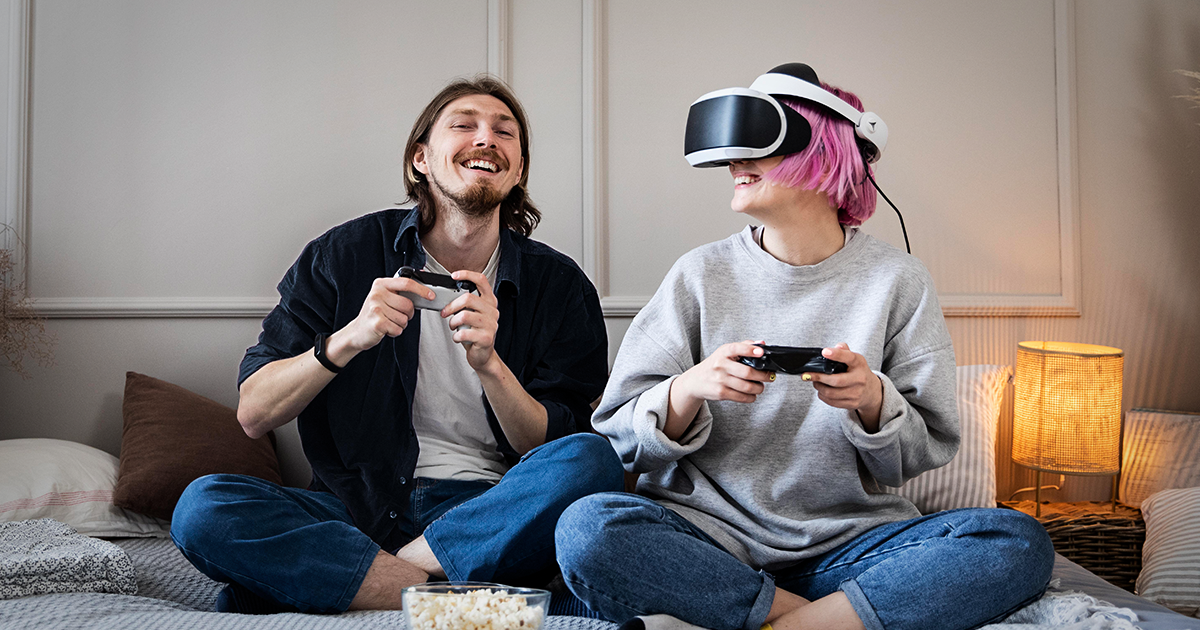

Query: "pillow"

xmin=0 ymin=438 xmax=170 ymax=537
xmin=1119 ymin=409 xmax=1200 ymax=508
xmin=113 ymin=372 xmax=282 ymax=521
xmin=1137 ymin=487 xmax=1200 ymax=617
xmin=886 ymin=364 xmax=1010 ymax=513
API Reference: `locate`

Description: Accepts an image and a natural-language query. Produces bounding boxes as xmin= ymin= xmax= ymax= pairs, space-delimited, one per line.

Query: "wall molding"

xmin=591 ymin=0 xmax=1082 ymax=319
xmin=487 ymin=0 xmax=510 ymax=83
xmin=3 ymin=0 xmax=29 ymax=287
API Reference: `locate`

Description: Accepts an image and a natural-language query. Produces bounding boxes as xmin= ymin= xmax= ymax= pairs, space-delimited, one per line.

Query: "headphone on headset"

xmin=683 ymin=62 xmax=888 ymax=167
xmin=683 ymin=62 xmax=909 ymax=253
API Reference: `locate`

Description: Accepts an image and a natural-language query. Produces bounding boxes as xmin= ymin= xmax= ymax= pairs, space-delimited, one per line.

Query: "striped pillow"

xmin=1137 ymin=487 xmax=1200 ymax=617
xmin=887 ymin=364 xmax=1010 ymax=513
xmin=1119 ymin=409 xmax=1200 ymax=508
xmin=0 ymin=438 xmax=170 ymax=537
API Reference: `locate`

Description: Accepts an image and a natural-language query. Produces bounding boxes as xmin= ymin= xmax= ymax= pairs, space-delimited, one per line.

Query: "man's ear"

xmin=412 ymin=144 xmax=429 ymax=176
xmin=515 ymin=155 xmax=524 ymax=181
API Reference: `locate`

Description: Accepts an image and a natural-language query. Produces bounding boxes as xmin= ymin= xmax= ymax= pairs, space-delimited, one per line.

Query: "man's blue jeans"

xmin=555 ymin=493 xmax=1055 ymax=630
xmin=171 ymin=433 xmax=624 ymax=614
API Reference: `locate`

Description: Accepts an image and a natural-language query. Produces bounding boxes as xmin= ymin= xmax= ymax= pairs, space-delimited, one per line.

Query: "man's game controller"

xmin=395 ymin=266 xmax=479 ymax=311
xmin=738 ymin=344 xmax=849 ymax=375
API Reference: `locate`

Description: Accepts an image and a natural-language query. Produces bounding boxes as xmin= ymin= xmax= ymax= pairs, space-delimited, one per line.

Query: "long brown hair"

xmin=403 ymin=75 xmax=540 ymax=236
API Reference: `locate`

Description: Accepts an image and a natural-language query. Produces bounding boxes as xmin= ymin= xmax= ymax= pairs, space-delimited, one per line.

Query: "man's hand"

xmin=664 ymin=340 xmax=773 ymax=440
xmin=330 ymin=276 xmax=433 ymax=364
xmin=441 ymin=270 xmax=501 ymax=373
xmin=803 ymin=343 xmax=884 ymax=432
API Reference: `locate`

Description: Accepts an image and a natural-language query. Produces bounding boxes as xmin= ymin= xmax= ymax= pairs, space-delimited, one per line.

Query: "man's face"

xmin=412 ymin=94 xmax=525 ymax=218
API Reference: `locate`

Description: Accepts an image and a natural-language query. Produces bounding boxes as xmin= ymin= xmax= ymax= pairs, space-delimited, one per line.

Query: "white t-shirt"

xmin=410 ymin=245 xmax=508 ymax=483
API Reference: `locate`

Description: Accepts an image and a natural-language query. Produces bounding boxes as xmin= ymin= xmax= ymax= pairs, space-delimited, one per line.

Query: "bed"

xmin=2 ymin=368 xmax=1198 ymax=629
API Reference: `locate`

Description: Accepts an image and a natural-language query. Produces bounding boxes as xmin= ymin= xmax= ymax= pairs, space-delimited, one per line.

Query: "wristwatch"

xmin=313 ymin=332 xmax=341 ymax=374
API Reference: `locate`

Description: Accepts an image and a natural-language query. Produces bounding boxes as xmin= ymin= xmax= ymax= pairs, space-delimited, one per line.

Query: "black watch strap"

xmin=313 ymin=332 xmax=341 ymax=374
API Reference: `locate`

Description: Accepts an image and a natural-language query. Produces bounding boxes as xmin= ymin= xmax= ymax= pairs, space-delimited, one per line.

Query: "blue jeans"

xmin=171 ymin=433 xmax=624 ymax=613
xmin=555 ymin=493 xmax=1055 ymax=630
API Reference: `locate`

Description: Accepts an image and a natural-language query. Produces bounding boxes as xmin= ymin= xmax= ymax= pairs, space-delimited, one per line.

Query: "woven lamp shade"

xmin=1012 ymin=341 xmax=1124 ymax=475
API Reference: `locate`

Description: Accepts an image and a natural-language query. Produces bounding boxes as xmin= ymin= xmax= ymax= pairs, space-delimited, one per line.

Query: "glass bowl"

xmin=402 ymin=582 xmax=550 ymax=630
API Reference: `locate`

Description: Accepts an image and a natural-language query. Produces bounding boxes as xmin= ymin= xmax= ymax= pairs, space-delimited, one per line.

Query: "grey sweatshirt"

xmin=592 ymin=226 xmax=959 ymax=571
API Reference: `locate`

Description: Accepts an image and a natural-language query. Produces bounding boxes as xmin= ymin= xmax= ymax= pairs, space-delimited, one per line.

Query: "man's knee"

xmin=545 ymin=433 xmax=624 ymax=495
xmin=171 ymin=473 xmax=258 ymax=552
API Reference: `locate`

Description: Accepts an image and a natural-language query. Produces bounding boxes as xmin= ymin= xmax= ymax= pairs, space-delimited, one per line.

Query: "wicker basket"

xmin=1000 ymin=500 xmax=1145 ymax=593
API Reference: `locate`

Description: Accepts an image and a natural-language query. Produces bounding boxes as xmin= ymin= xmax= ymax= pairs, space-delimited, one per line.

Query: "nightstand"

xmin=999 ymin=500 xmax=1145 ymax=593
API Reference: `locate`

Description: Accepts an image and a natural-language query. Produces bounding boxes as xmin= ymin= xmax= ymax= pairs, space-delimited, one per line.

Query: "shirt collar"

xmin=393 ymin=206 xmax=521 ymax=298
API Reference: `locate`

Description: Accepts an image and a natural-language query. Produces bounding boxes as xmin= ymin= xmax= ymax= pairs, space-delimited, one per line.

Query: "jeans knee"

xmin=555 ymin=492 xmax=629 ymax=572
xmin=170 ymin=474 xmax=249 ymax=553
xmin=553 ymin=433 xmax=625 ymax=496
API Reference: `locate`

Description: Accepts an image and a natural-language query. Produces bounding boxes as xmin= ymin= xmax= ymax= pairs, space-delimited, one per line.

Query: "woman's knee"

xmin=991 ymin=509 xmax=1055 ymax=581
xmin=555 ymin=492 xmax=649 ymax=570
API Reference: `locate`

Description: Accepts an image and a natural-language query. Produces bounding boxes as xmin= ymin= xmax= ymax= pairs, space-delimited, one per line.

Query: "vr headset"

xmin=684 ymin=63 xmax=888 ymax=168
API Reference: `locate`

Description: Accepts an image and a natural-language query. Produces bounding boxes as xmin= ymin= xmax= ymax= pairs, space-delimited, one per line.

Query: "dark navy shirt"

xmin=239 ymin=208 xmax=608 ymax=551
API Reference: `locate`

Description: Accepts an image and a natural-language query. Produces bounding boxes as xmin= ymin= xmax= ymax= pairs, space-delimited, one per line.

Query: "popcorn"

xmin=404 ymin=587 xmax=545 ymax=630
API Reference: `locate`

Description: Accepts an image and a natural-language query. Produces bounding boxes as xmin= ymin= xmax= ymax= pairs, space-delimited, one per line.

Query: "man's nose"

xmin=474 ymin=127 xmax=498 ymax=148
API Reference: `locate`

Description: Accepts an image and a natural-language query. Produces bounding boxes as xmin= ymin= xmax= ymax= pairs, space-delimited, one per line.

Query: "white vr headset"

xmin=684 ymin=63 xmax=888 ymax=168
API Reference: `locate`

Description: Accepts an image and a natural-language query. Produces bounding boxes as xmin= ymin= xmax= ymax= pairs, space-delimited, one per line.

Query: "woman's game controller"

xmin=394 ymin=266 xmax=479 ymax=311
xmin=738 ymin=344 xmax=848 ymax=375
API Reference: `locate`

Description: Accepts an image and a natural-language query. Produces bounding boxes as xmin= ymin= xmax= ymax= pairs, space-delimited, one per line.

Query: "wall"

xmin=2 ymin=0 xmax=1198 ymax=502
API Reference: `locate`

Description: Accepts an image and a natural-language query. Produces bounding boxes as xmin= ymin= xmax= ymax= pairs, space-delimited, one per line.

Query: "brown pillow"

xmin=113 ymin=372 xmax=282 ymax=520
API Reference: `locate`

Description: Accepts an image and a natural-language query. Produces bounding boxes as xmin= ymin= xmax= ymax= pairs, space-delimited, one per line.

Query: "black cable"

xmin=865 ymin=168 xmax=910 ymax=255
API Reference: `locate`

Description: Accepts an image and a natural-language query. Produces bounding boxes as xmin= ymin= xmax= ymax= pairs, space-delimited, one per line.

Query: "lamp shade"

xmin=1012 ymin=341 xmax=1124 ymax=475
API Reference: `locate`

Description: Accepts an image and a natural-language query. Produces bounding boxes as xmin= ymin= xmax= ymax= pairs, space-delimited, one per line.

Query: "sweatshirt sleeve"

xmin=591 ymin=263 xmax=712 ymax=473
xmin=839 ymin=266 xmax=960 ymax=487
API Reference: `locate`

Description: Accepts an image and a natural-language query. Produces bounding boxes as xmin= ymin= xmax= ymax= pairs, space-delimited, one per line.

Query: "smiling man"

xmin=168 ymin=76 xmax=622 ymax=614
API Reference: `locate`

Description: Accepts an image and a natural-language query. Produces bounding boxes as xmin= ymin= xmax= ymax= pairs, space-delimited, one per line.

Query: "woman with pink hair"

xmin=555 ymin=64 xmax=1055 ymax=630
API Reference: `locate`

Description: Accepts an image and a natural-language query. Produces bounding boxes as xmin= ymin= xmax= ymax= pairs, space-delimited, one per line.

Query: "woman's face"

xmin=728 ymin=156 xmax=788 ymax=215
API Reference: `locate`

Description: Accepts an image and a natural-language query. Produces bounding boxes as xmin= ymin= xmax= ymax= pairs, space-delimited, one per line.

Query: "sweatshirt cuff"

xmin=838 ymin=372 xmax=908 ymax=450
xmin=630 ymin=375 xmax=712 ymax=466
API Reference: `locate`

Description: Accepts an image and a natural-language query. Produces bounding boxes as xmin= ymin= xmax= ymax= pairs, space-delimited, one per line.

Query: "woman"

xmin=555 ymin=64 xmax=1054 ymax=630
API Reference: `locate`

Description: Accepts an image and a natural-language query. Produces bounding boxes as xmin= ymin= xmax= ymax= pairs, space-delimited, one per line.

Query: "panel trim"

xmin=2 ymin=0 xmax=29 ymax=285
xmin=591 ymin=0 xmax=1081 ymax=319
xmin=580 ymin=0 xmax=606 ymax=295
xmin=487 ymin=0 xmax=510 ymax=82
xmin=31 ymin=297 xmax=279 ymax=319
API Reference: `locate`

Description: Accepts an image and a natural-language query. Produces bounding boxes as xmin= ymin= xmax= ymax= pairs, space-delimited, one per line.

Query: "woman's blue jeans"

xmin=555 ymin=493 xmax=1055 ymax=630
xmin=171 ymin=433 xmax=624 ymax=614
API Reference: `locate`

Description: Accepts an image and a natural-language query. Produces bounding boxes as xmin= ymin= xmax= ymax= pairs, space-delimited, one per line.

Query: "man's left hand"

xmin=442 ymin=270 xmax=501 ymax=372
xmin=804 ymin=343 xmax=884 ymax=432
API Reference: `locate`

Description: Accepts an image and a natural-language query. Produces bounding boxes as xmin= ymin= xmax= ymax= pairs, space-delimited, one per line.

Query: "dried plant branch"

xmin=1178 ymin=69 xmax=1200 ymax=110
xmin=1 ymin=224 xmax=56 ymax=379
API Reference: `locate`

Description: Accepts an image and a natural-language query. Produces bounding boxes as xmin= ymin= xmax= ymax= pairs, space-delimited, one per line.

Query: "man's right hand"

xmin=237 ymin=276 xmax=433 ymax=439
xmin=330 ymin=277 xmax=434 ymax=363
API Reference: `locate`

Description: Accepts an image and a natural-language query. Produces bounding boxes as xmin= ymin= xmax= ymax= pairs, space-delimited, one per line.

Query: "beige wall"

xmin=2 ymin=0 xmax=1198 ymax=502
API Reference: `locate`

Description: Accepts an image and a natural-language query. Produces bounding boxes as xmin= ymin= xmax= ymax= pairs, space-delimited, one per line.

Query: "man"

xmin=171 ymin=76 xmax=623 ymax=614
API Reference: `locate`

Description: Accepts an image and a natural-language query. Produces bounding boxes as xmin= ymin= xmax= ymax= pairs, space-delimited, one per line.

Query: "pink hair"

xmin=763 ymin=84 xmax=876 ymax=226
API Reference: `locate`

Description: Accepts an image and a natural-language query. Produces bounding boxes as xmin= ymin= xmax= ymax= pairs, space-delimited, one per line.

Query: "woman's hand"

xmin=804 ymin=343 xmax=884 ymax=432
xmin=664 ymin=340 xmax=773 ymax=439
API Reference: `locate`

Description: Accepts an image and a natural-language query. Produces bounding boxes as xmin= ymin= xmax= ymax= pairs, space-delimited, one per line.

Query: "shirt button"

xmin=399 ymin=477 xmax=407 ymax=485
xmin=389 ymin=511 xmax=398 ymax=519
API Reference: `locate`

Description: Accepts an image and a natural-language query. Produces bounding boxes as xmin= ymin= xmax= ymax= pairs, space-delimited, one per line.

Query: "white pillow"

xmin=1137 ymin=487 xmax=1200 ymax=617
xmin=1119 ymin=409 xmax=1200 ymax=508
xmin=0 ymin=438 xmax=170 ymax=538
xmin=886 ymin=364 xmax=1010 ymax=513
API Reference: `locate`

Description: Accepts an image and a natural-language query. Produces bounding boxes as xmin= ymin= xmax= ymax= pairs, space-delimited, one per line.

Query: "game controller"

xmin=738 ymin=344 xmax=848 ymax=375
xmin=394 ymin=266 xmax=479 ymax=311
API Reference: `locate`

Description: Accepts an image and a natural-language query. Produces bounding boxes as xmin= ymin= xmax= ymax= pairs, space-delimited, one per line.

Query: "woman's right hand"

xmin=664 ymin=340 xmax=773 ymax=439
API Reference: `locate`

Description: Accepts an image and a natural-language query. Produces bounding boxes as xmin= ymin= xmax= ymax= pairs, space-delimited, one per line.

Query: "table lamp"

xmin=1011 ymin=341 xmax=1124 ymax=516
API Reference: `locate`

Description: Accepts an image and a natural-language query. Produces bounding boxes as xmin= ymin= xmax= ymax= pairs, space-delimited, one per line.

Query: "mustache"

xmin=456 ymin=148 xmax=509 ymax=172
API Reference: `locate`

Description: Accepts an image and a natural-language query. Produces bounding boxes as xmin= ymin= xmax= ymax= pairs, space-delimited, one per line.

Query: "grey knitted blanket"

xmin=0 ymin=518 xmax=137 ymax=600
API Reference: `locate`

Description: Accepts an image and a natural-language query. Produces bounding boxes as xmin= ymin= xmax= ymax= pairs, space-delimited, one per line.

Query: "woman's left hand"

xmin=804 ymin=343 xmax=884 ymax=432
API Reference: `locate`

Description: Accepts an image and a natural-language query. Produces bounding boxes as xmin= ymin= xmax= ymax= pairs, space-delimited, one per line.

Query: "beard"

xmin=431 ymin=173 xmax=508 ymax=219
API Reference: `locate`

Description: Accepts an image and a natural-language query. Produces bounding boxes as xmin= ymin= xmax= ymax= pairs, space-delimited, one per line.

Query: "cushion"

xmin=887 ymin=364 xmax=1010 ymax=513
xmin=0 ymin=438 xmax=170 ymax=537
xmin=1137 ymin=487 xmax=1200 ymax=617
xmin=1119 ymin=409 xmax=1200 ymax=508
xmin=113 ymin=372 xmax=282 ymax=521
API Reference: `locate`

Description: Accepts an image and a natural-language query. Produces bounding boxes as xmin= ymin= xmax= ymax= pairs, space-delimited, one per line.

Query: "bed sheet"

xmin=2 ymin=537 xmax=1196 ymax=630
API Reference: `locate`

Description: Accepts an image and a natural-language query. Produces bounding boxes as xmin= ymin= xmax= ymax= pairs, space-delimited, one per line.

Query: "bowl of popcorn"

xmin=402 ymin=582 xmax=550 ymax=630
